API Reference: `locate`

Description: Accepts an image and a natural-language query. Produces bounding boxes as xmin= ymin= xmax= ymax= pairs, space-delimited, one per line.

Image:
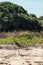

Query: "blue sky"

xmin=0 ymin=0 xmax=43 ymax=17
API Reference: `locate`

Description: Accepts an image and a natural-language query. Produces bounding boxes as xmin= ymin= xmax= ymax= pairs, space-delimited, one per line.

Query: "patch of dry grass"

xmin=0 ymin=31 xmax=43 ymax=45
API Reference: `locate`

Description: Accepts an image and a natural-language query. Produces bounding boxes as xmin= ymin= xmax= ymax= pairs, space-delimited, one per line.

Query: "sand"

xmin=0 ymin=46 xmax=43 ymax=65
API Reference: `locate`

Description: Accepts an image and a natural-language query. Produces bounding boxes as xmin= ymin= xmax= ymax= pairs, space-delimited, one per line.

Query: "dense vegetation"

xmin=0 ymin=31 xmax=43 ymax=45
xmin=0 ymin=2 xmax=42 ymax=32
xmin=0 ymin=2 xmax=43 ymax=45
xmin=39 ymin=16 xmax=43 ymax=20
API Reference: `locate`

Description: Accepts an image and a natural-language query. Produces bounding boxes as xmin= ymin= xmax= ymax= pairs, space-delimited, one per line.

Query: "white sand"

xmin=0 ymin=47 xmax=43 ymax=65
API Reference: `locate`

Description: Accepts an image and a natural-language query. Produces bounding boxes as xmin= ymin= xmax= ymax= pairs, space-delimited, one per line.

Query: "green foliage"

xmin=0 ymin=2 xmax=42 ymax=32
xmin=0 ymin=32 xmax=43 ymax=45
xmin=17 ymin=13 xmax=29 ymax=20
xmin=39 ymin=16 xmax=43 ymax=20
xmin=0 ymin=37 xmax=14 ymax=44
xmin=39 ymin=20 xmax=43 ymax=26
xmin=38 ymin=20 xmax=43 ymax=31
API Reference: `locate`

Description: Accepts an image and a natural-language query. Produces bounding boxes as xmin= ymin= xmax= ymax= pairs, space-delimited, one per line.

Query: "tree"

xmin=39 ymin=16 xmax=43 ymax=20
xmin=0 ymin=2 xmax=42 ymax=32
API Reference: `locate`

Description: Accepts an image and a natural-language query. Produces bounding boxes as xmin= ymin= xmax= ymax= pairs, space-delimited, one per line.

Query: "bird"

xmin=13 ymin=38 xmax=22 ymax=48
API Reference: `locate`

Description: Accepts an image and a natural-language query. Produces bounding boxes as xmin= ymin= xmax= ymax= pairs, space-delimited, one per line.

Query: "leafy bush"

xmin=0 ymin=2 xmax=42 ymax=32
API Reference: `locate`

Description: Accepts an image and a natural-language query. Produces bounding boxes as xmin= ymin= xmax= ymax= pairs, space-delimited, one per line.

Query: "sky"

xmin=0 ymin=0 xmax=43 ymax=17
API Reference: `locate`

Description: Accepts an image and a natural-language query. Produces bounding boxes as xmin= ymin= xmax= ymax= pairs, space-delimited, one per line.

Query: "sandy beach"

xmin=0 ymin=46 xmax=43 ymax=65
